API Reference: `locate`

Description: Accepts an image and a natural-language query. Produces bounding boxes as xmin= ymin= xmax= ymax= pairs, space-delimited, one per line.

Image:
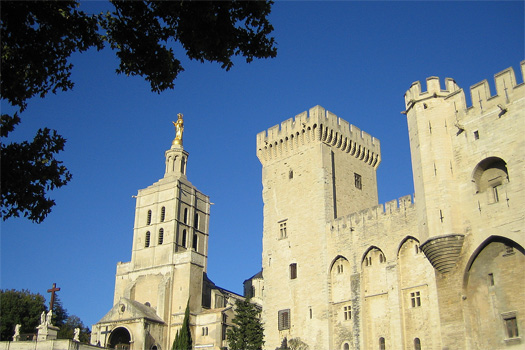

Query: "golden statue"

xmin=172 ymin=113 xmax=184 ymax=146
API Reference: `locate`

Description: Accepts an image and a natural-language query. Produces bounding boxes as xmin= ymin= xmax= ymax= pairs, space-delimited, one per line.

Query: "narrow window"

xmin=145 ymin=231 xmax=150 ymax=248
xmin=354 ymin=173 xmax=362 ymax=189
xmin=309 ymin=307 xmax=312 ymax=319
xmin=147 ymin=210 xmax=152 ymax=225
xmin=414 ymin=338 xmax=421 ymax=350
xmin=410 ymin=291 xmax=421 ymax=308
xmin=343 ymin=344 xmax=350 ymax=350
xmin=379 ymin=337 xmax=385 ymax=350
xmin=344 ymin=305 xmax=351 ymax=321
xmin=183 ymin=208 xmax=188 ymax=224
xmin=488 ymin=273 xmax=494 ymax=286
xmin=158 ymin=228 xmax=164 ymax=245
xmin=278 ymin=309 xmax=290 ymax=330
xmin=160 ymin=206 xmax=166 ymax=222
xmin=182 ymin=229 xmax=187 ymax=247
xmin=415 ymin=244 xmax=420 ymax=254
xmin=279 ymin=221 xmax=287 ymax=239
xmin=192 ymin=233 xmax=198 ymax=251
xmin=290 ymin=263 xmax=297 ymax=279
xmin=194 ymin=213 xmax=199 ymax=230
xmin=504 ymin=316 xmax=519 ymax=338
xmin=474 ymin=130 xmax=479 ymax=139
xmin=492 ymin=185 xmax=500 ymax=202
xmin=289 ymin=170 xmax=293 ymax=179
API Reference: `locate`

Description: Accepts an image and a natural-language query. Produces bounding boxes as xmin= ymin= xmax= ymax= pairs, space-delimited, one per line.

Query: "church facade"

xmin=91 ymin=115 xmax=244 ymax=350
xmin=252 ymin=62 xmax=525 ymax=350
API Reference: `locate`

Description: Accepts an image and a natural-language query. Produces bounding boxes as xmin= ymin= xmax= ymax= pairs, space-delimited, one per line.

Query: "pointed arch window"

xmin=194 ymin=213 xmax=199 ymax=230
xmin=158 ymin=228 xmax=164 ymax=245
xmin=147 ymin=210 xmax=152 ymax=225
xmin=192 ymin=233 xmax=198 ymax=251
xmin=145 ymin=231 xmax=151 ymax=248
xmin=182 ymin=229 xmax=187 ymax=247
xmin=160 ymin=207 xmax=166 ymax=222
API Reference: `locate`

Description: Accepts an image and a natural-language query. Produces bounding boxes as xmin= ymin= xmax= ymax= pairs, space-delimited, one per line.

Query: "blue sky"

xmin=1 ymin=1 xmax=523 ymax=329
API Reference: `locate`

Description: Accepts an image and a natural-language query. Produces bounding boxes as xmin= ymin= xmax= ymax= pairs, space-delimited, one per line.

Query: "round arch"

xmin=471 ymin=156 xmax=508 ymax=193
xmin=108 ymin=327 xmax=132 ymax=350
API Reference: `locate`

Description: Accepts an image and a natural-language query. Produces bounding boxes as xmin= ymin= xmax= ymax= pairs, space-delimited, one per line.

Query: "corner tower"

xmin=257 ymin=106 xmax=381 ymax=349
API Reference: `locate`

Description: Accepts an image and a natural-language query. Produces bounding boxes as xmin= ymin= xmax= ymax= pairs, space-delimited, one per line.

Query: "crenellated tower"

xmin=257 ymin=105 xmax=381 ymax=349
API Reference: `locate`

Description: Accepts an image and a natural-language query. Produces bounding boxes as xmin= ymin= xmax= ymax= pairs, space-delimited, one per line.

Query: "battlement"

xmin=257 ymin=105 xmax=381 ymax=168
xmin=404 ymin=61 xmax=525 ymax=114
xmin=328 ymin=194 xmax=415 ymax=233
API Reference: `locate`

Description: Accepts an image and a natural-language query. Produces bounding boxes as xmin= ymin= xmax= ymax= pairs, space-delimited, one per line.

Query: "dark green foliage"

xmin=227 ymin=299 xmax=264 ymax=350
xmin=0 ymin=0 xmax=277 ymax=223
xmin=0 ymin=289 xmax=87 ymax=342
xmin=0 ymin=290 xmax=46 ymax=341
xmin=51 ymin=296 xmax=68 ymax=329
xmin=172 ymin=300 xmax=192 ymax=350
xmin=1 ymin=116 xmax=72 ymax=223
xmin=57 ymin=315 xmax=91 ymax=343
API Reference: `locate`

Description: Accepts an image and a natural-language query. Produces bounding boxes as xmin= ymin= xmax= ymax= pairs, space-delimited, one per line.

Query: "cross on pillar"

xmin=47 ymin=283 xmax=61 ymax=311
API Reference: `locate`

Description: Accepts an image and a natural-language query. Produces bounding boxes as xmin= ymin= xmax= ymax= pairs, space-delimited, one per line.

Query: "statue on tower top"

xmin=172 ymin=113 xmax=184 ymax=146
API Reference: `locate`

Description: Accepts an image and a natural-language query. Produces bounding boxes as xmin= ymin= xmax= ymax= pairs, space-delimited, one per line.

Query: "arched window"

xmin=194 ymin=213 xmax=199 ymax=230
xmin=147 ymin=210 xmax=152 ymax=225
xmin=158 ymin=228 xmax=164 ymax=245
xmin=192 ymin=233 xmax=198 ymax=251
xmin=379 ymin=337 xmax=385 ymax=350
xmin=145 ymin=231 xmax=150 ymax=248
xmin=473 ymin=157 xmax=509 ymax=202
xmin=343 ymin=343 xmax=350 ymax=350
xmin=414 ymin=338 xmax=421 ymax=350
xmin=183 ymin=208 xmax=188 ymax=224
xmin=160 ymin=207 xmax=165 ymax=222
xmin=182 ymin=229 xmax=187 ymax=247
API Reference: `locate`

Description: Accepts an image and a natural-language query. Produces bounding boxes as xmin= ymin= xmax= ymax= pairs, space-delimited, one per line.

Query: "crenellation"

xmin=256 ymin=106 xmax=381 ymax=168
xmin=405 ymin=61 xmax=525 ymax=118
xmin=328 ymin=195 xmax=416 ymax=235
xmin=259 ymin=63 xmax=524 ymax=350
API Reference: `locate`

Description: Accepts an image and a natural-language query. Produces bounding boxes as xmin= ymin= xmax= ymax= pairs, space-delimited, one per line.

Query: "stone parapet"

xmin=257 ymin=105 xmax=380 ymax=168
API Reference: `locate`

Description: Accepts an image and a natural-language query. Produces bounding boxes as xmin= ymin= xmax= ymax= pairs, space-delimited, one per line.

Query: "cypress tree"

xmin=172 ymin=300 xmax=192 ymax=350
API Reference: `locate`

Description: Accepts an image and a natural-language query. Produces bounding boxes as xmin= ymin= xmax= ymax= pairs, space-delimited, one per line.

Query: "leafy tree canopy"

xmin=1 ymin=0 xmax=277 ymax=223
xmin=0 ymin=289 xmax=78 ymax=341
xmin=227 ymin=298 xmax=264 ymax=350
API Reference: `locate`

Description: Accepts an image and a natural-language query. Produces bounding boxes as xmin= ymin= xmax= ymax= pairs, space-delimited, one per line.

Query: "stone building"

xmin=251 ymin=62 xmax=525 ymax=349
xmin=91 ymin=116 xmax=243 ymax=350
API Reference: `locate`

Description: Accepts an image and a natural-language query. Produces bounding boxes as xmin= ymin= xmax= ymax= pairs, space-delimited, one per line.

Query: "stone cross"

xmin=47 ymin=283 xmax=61 ymax=311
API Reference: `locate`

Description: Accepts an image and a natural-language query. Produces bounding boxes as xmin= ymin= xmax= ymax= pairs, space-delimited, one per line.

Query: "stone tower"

xmin=256 ymin=106 xmax=381 ymax=349
xmin=92 ymin=116 xmax=213 ymax=350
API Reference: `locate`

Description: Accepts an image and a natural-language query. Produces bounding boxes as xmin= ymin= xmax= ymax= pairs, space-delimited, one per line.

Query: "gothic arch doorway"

xmin=108 ymin=327 xmax=131 ymax=350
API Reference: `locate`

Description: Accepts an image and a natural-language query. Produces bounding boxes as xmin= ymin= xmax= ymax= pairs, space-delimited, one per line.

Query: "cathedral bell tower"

xmin=92 ymin=114 xmax=212 ymax=350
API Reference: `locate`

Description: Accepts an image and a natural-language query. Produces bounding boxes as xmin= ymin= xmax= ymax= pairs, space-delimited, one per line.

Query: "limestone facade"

xmin=252 ymin=62 xmax=525 ymax=350
xmin=91 ymin=135 xmax=243 ymax=350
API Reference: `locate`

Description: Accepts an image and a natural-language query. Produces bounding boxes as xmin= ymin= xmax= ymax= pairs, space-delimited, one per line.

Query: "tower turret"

xmin=403 ymin=78 xmax=465 ymax=273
